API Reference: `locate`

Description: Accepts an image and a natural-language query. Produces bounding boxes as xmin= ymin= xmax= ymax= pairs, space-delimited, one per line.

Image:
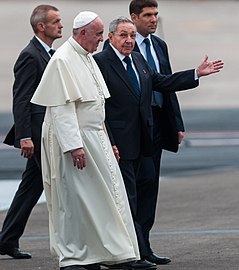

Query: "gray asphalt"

xmin=0 ymin=0 xmax=239 ymax=269
xmin=1 ymin=169 xmax=239 ymax=270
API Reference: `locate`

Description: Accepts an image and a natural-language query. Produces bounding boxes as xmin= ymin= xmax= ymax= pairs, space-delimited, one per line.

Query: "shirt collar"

xmin=136 ymin=32 xmax=152 ymax=47
xmin=110 ymin=43 xmax=133 ymax=62
xmin=35 ymin=36 xmax=52 ymax=53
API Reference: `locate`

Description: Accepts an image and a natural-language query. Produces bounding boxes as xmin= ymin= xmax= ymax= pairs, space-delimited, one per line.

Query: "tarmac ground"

xmin=1 ymin=169 xmax=239 ymax=270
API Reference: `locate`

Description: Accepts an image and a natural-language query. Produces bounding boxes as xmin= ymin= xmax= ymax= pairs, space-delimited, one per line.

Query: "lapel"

xmin=106 ymin=47 xmax=140 ymax=100
xmin=31 ymin=36 xmax=50 ymax=64
xmin=151 ymin=35 xmax=165 ymax=73
xmin=131 ymin=52 xmax=149 ymax=102
xmin=133 ymin=36 xmax=164 ymax=72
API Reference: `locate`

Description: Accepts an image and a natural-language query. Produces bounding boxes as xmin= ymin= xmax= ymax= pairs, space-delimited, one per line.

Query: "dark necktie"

xmin=144 ymin=38 xmax=163 ymax=107
xmin=48 ymin=49 xmax=55 ymax=56
xmin=123 ymin=56 xmax=141 ymax=96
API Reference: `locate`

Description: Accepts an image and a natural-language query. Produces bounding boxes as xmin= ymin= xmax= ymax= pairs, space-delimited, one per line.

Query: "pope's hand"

xmin=71 ymin=148 xmax=86 ymax=170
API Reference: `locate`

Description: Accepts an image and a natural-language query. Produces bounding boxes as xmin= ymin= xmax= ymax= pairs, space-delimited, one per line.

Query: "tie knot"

xmin=49 ymin=49 xmax=55 ymax=56
xmin=144 ymin=38 xmax=151 ymax=47
xmin=123 ymin=56 xmax=131 ymax=65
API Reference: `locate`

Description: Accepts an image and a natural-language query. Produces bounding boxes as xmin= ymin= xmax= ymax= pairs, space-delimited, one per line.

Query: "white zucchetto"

xmin=73 ymin=11 xmax=98 ymax=29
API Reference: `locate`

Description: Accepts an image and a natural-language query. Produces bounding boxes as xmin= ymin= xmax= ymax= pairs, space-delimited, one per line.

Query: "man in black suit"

xmin=94 ymin=17 xmax=223 ymax=270
xmin=129 ymin=0 xmax=185 ymax=265
xmin=0 ymin=5 xmax=63 ymax=259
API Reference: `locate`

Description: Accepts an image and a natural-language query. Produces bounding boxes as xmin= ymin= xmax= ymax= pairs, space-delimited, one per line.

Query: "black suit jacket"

xmin=93 ymin=46 xmax=198 ymax=159
xmin=4 ymin=37 xmax=50 ymax=151
xmin=134 ymin=35 xmax=184 ymax=152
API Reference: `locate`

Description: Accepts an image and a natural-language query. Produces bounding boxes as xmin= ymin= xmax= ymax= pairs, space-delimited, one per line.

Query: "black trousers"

xmin=119 ymin=156 xmax=152 ymax=258
xmin=0 ymin=151 xmax=43 ymax=248
xmin=136 ymin=106 xmax=163 ymax=252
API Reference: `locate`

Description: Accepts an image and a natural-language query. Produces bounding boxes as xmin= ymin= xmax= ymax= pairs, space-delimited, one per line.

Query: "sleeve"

xmin=13 ymin=52 xmax=38 ymax=140
xmin=152 ymin=68 xmax=199 ymax=93
xmin=50 ymin=102 xmax=83 ymax=153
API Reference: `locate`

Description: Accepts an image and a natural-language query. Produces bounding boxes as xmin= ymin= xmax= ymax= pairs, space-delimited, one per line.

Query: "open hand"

xmin=196 ymin=55 xmax=224 ymax=77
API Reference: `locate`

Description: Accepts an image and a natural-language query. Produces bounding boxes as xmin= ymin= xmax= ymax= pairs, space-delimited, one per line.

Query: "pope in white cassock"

xmin=31 ymin=11 xmax=140 ymax=270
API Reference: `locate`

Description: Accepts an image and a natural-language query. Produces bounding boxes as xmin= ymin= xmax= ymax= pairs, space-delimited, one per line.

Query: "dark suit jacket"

xmin=93 ymin=46 xmax=198 ymax=159
xmin=4 ymin=37 xmax=50 ymax=151
xmin=134 ymin=35 xmax=184 ymax=152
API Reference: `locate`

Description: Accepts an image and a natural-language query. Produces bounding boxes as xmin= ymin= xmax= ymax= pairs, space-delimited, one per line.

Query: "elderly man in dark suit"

xmin=94 ymin=17 xmax=223 ymax=270
xmin=0 ymin=5 xmax=63 ymax=259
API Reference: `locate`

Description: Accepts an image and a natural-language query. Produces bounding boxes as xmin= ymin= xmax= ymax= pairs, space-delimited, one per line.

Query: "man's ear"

xmin=131 ymin=13 xmax=137 ymax=22
xmin=36 ymin=22 xmax=45 ymax=33
xmin=80 ymin=28 xmax=86 ymax=36
xmin=108 ymin=32 xmax=113 ymax=42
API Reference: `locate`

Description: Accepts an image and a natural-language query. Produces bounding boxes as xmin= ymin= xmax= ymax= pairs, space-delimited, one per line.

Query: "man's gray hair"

xmin=109 ymin=16 xmax=134 ymax=33
xmin=30 ymin=4 xmax=58 ymax=33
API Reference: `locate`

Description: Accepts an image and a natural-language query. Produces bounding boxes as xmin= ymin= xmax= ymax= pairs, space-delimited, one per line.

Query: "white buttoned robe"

xmin=31 ymin=37 xmax=140 ymax=268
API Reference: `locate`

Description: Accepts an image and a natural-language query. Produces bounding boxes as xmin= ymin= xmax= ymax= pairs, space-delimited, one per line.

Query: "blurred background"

xmin=0 ymin=0 xmax=238 ymax=209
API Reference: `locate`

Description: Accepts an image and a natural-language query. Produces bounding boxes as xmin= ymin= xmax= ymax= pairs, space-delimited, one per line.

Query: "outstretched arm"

xmin=196 ymin=55 xmax=224 ymax=77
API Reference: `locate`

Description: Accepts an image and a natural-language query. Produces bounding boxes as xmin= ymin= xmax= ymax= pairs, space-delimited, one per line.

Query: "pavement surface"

xmin=1 ymin=169 xmax=239 ymax=270
xmin=0 ymin=0 xmax=239 ymax=269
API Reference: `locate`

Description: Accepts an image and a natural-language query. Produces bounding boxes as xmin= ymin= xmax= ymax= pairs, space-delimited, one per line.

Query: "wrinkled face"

xmin=109 ymin=22 xmax=136 ymax=56
xmin=43 ymin=10 xmax=63 ymax=40
xmin=131 ymin=7 xmax=158 ymax=37
xmin=83 ymin=17 xmax=104 ymax=53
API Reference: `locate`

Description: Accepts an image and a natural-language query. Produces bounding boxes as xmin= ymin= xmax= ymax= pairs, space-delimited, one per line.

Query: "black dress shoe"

xmin=123 ymin=260 xmax=157 ymax=270
xmin=144 ymin=253 xmax=171 ymax=265
xmin=101 ymin=263 xmax=124 ymax=269
xmin=0 ymin=247 xmax=32 ymax=259
xmin=60 ymin=266 xmax=87 ymax=270
xmin=85 ymin=264 xmax=101 ymax=270
xmin=101 ymin=260 xmax=156 ymax=270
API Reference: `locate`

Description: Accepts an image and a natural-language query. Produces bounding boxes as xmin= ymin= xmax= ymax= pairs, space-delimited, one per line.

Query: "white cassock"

xmin=31 ymin=37 xmax=140 ymax=268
